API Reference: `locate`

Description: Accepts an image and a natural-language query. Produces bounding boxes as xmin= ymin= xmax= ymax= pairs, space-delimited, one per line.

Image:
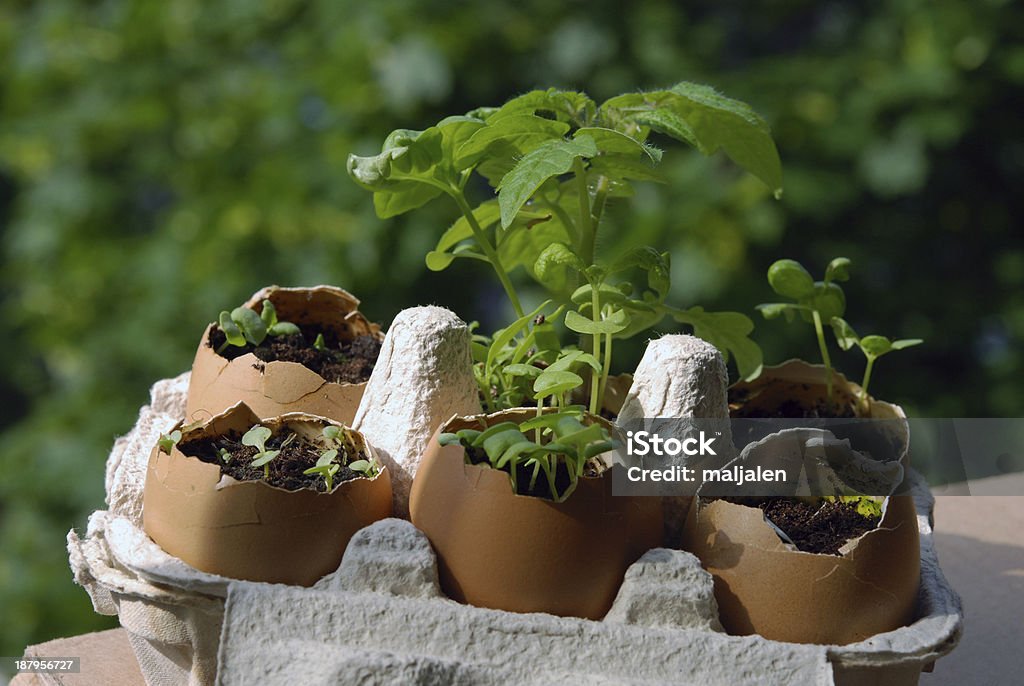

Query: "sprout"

xmin=243 ymin=425 xmax=280 ymax=480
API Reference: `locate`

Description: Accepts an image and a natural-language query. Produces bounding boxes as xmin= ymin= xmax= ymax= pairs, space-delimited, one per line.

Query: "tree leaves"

xmin=497 ymin=135 xmax=598 ymax=228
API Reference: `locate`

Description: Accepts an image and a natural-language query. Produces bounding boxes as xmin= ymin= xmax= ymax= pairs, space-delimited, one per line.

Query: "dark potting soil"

xmin=465 ymin=445 xmax=602 ymax=501
xmin=716 ymin=497 xmax=879 ymax=555
xmin=179 ymin=428 xmax=371 ymax=492
xmin=729 ymin=383 xmax=857 ymax=419
xmin=208 ymin=324 xmax=381 ymax=384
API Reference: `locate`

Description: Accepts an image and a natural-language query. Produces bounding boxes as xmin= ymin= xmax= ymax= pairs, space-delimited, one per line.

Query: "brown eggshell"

xmin=729 ymin=360 xmax=909 ymax=465
xmin=185 ymin=285 xmax=383 ymax=425
xmin=681 ymin=495 xmax=920 ymax=645
xmin=409 ymin=409 xmax=663 ymax=620
xmin=142 ymin=402 xmax=392 ymax=586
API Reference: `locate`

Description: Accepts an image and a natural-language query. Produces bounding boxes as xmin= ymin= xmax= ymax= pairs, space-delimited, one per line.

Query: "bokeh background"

xmin=1 ymin=0 xmax=1021 ymax=657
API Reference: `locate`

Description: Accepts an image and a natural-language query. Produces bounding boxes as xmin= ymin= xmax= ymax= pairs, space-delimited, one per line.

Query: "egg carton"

xmin=68 ymin=307 xmax=962 ymax=685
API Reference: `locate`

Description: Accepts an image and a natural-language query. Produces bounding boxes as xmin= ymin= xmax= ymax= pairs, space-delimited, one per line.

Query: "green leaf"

xmin=564 ymin=308 xmax=629 ymax=335
xmin=533 ymin=369 xmax=584 ymax=399
xmin=218 ymin=311 xmax=246 ymax=348
xmin=437 ymin=115 xmax=486 ymax=159
xmin=260 ymin=300 xmax=278 ymax=328
xmin=603 ymin=83 xmax=783 ymax=195
xmin=859 ymin=335 xmax=893 ymax=358
xmin=348 ymin=460 xmax=371 ymax=473
xmin=322 ymin=426 xmax=342 ymax=441
xmin=316 ymin=449 xmax=338 ymax=467
xmin=663 ymin=82 xmax=783 ymax=195
xmin=890 ymin=338 xmax=923 ymax=350
xmin=269 ymin=322 xmax=300 ymax=336
xmin=807 ymin=282 xmax=846 ymax=321
xmin=491 ymin=89 xmax=596 ymax=125
xmin=571 ymin=283 xmax=628 ymax=307
xmin=454 ymin=115 xmax=569 ymax=170
xmin=232 ymin=306 xmax=267 ymax=345
xmin=574 ymin=127 xmax=659 ymax=161
xmin=547 ymin=349 xmax=601 ymax=373
xmin=486 ymin=301 xmax=551 ymax=374
xmin=588 ymin=155 xmax=666 ymax=184
xmin=250 ymin=450 xmax=280 ymax=468
xmin=497 ymin=135 xmax=598 ymax=228
xmin=632 ymin=108 xmax=699 ymax=148
xmin=670 ymin=307 xmax=764 ymax=381
xmin=347 ymin=127 xmax=448 ymax=218
xmin=504 ymin=363 xmax=542 ymax=378
xmin=825 ymin=257 xmax=851 ymax=283
xmin=242 ymin=425 xmax=272 ymax=451
xmin=157 ymin=430 xmax=182 ymax=453
xmin=756 ymin=303 xmax=806 ymax=321
xmin=830 ymin=317 xmax=860 ymax=351
xmin=533 ymin=243 xmax=585 ymax=289
xmin=767 ymin=259 xmax=814 ymax=299
xmin=425 ymin=200 xmax=502 ymax=271
xmin=611 ymin=247 xmax=671 ymax=299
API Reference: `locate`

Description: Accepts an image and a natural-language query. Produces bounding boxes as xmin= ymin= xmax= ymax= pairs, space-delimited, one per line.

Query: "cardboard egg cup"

xmin=68 ymin=309 xmax=962 ymax=685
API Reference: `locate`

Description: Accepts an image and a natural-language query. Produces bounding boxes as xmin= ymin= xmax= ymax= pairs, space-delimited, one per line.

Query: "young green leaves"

xmin=348 ymin=82 xmax=782 ymax=333
xmin=831 ymin=317 xmax=922 ymax=412
xmin=217 ymin=299 xmax=301 ymax=353
xmin=243 ymin=425 xmax=280 ymax=480
xmin=758 ymin=257 xmax=923 ymax=411
xmin=758 ymin=257 xmax=850 ymax=399
xmin=439 ymin=410 xmax=613 ymax=502
xmin=306 ymin=425 xmax=379 ymax=488
xmin=303 ymin=449 xmax=340 ymax=492
xmin=157 ymin=429 xmax=182 ymax=454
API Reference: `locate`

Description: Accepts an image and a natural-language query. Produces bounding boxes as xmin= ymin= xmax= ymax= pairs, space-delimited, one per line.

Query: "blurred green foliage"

xmin=0 ymin=0 xmax=1021 ymax=657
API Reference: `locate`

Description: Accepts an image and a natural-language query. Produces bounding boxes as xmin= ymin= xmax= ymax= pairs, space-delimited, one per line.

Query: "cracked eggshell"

xmin=185 ymin=285 xmax=383 ymax=425
xmin=409 ymin=409 xmax=663 ymax=620
xmin=729 ymin=360 xmax=909 ymax=465
xmin=681 ymin=495 xmax=920 ymax=645
xmin=142 ymin=402 xmax=392 ymax=586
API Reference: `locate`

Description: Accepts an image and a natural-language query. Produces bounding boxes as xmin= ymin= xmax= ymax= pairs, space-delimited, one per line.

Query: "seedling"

xmin=757 ymin=257 xmax=850 ymax=401
xmin=439 ymin=410 xmax=613 ymax=502
xmin=347 ymin=459 xmax=378 ymax=478
xmin=348 ymin=83 xmax=779 ymax=385
xmin=830 ymin=317 xmax=923 ymax=414
xmin=313 ymin=333 xmax=328 ymax=352
xmin=243 ymin=425 xmax=280 ymax=480
xmin=217 ymin=447 xmax=232 ymax=464
xmin=157 ymin=430 xmax=182 ymax=454
xmin=303 ymin=449 xmax=340 ymax=491
xmin=216 ymin=299 xmax=301 ymax=353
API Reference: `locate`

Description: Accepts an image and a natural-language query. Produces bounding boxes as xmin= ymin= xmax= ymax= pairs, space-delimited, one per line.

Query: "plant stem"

xmin=591 ymin=175 xmax=610 ymax=228
xmin=811 ymin=310 xmax=834 ymax=402
xmin=450 ymin=190 xmax=525 ymax=319
xmin=574 ymin=158 xmax=595 ymax=266
xmin=859 ymin=355 xmax=876 ymax=415
xmin=589 ymin=284 xmax=602 ymax=416
xmin=598 ymin=330 xmax=613 ymax=411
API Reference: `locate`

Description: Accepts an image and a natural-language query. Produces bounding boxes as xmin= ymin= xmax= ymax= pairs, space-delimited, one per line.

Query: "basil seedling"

xmin=303 ymin=449 xmax=340 ymax=491
xmin=831 ymin=317 xmax=922 ymax=414
xmin=757 ymin=257 xmax=850 ymax=401
xmin=216 ymin=299 xmax=301 ymax=353
xmin=157 ymin=430 xmax=182 ymax=454
xmin=243 ymin=425 xmax=280 ymax=480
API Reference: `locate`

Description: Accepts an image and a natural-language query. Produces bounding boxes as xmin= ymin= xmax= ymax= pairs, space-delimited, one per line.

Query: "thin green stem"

xmin=574 ymin=158 xmax=595 ymax=266
xmin=859 ymin=355 xmax=876 ymax=415
xmin=811 ymin=310 xmax=834 ymax=402
xmin=591 ymin=175 xmax=610 ymax=228
xmin=450 ymin=190 xmax=525 ymax=319
xmin=589 ymin=285 xmax=602 ymax=416
xmin=598 ymin=330 xmax=613 ymax=412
